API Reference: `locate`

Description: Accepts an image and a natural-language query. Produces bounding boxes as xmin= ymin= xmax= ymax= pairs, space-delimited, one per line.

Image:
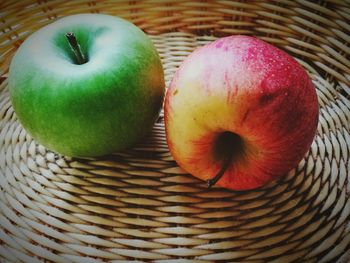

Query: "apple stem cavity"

xmin=65 ymin=32 xmax=86 ymax=65
xmin=207 ymin=131 xmax=244 ymax=189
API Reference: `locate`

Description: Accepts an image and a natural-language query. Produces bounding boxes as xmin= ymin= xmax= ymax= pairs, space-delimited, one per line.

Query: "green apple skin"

xmin=8 ymin=14 xmax=165 ymax=157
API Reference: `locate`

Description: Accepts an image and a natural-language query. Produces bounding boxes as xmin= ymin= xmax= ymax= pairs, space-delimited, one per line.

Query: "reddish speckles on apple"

xmin=215 ymin=40 xmax=223 ymax=49
xmin=164 ymin=35 xmax=319 ymax=191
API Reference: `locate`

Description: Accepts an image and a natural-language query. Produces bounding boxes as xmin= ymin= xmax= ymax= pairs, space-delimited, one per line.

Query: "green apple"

xmin=8 ymin=14 xmax=165 ymax=157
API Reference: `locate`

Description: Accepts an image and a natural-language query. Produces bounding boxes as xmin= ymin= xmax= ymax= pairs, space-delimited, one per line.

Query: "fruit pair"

xmin=9 ymin=14 xmax=319 ymax=190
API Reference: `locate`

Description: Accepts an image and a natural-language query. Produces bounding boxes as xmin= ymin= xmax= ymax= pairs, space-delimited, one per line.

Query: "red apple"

xmin=164 ymin=35 xmax=319 ymax=190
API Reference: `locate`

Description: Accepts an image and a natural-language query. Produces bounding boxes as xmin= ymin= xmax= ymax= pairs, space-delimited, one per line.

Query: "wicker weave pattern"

xmin=0 ymin=1 xmax=349 ymax=262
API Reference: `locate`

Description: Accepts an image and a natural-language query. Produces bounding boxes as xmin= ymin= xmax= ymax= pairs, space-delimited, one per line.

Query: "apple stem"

xmin=65 ymin=32 xmax=86 ymax=65
xmin=207 ymin=154 xmax=232 ymax=188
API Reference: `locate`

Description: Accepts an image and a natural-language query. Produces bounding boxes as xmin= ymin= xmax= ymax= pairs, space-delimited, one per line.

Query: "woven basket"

xmin=0 ymin=0 xmax=349 ymax=262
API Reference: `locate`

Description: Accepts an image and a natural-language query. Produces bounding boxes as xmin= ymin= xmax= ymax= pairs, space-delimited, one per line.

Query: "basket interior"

xmin=0 ymin=1 xmax=349 ymax=262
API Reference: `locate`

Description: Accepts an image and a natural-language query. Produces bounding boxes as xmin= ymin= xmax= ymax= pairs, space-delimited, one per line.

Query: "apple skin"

xmin=9 ymin=14 xmax=165 ymax=157
xmin=164 ymin=35 xmax=319 ymax=190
